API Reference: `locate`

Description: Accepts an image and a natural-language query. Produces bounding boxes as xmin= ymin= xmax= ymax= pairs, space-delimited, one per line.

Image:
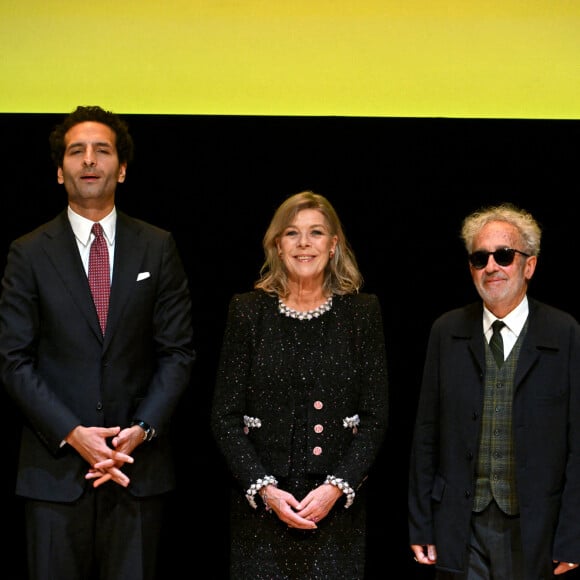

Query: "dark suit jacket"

xmin=0 ymin=210 xmax=195 ymax=501
xmin=211 ymin=290 xmax=389 ymax=493
xmin=408 ymin=298 xmax=580 ymax=577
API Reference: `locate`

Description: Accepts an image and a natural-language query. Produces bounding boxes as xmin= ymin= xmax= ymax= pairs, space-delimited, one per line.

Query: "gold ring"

xmin=414 ymin=557 xmax=418 ymax=562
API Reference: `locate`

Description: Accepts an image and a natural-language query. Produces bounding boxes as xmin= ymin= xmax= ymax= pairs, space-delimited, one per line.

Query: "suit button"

xmin=96 ymin=402 xmax=103 ymax=411
xmin=313 ymin=400 xmax=323 ymax=410
xmin=312 ymin=446 xmax=322 ymax=455
xmin=314 ymin=424 xmax=324 ymax=433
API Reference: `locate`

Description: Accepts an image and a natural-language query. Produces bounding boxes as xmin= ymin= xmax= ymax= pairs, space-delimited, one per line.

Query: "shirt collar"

xmin=483 ymin=296 xmax=529 ymax=337
xmin=68 ymin=206 xmax=117 ymax=247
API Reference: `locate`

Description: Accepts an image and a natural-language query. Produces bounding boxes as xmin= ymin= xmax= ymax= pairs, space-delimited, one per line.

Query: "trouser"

xmin=25 ymin=484 xmax=166 ymax=580
xmin=436 ymin=500 xmax=527 ymax=580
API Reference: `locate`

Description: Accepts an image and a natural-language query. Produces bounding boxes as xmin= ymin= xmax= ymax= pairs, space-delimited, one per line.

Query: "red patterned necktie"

xmin=88 ymin=222 xmax=110 ymax=335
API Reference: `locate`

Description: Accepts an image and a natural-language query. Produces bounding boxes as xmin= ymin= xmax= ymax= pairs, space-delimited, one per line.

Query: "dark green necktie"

xmin=490 ymin=320 xmax=505 ymax=367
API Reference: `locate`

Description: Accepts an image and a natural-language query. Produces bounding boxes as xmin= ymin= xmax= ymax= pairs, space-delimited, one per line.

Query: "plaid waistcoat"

xmin=473 ymin=319 xmax=529 ymax=515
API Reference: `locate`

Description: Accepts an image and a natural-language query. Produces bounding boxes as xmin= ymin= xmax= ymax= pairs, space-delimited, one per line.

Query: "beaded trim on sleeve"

xmin=246 ymin=475 xmax=278 ymax=509
xmin=243 ymin=415 xmax=262 ymax=428
xmin=342 ymin=414 xmax=360 ymax=430
xmin=325 ymin=475 xmax=355 ymax=508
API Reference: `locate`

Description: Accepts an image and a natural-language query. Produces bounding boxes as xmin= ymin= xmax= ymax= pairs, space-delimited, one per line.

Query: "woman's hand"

xmin=260 ymin=485 xmax=317 ymax=530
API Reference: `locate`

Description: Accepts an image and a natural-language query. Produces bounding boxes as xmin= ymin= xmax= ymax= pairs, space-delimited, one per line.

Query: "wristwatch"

xmin=131 ymin=419 xmax=156 ymax=442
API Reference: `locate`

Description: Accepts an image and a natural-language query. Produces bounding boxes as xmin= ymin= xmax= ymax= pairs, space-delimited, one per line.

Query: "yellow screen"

xmin=1 ymin=1 xmax=579 ymax=118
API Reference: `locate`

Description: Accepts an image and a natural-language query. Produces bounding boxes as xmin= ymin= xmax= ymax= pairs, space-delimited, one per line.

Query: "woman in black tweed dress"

xmin=211 ymin=191 xmax=389 ymax=579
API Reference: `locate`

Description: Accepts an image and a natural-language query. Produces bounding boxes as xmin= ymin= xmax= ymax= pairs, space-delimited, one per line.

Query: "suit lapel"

xmin=42 ymin=212 xmax=104 ymax=340
xmin=514 ymin=301 xmax=554 ymax=388
xmin=104 ymin=213 xmax=147 ymax=346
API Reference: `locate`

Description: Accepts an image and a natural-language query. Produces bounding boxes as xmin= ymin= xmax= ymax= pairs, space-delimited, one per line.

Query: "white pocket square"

xmin=136 ymin=272 xmax=151 ymax=281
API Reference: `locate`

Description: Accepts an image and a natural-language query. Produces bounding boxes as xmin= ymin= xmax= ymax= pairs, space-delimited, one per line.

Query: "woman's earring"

xmin=329 ymin=250 xmax=335 ymax=258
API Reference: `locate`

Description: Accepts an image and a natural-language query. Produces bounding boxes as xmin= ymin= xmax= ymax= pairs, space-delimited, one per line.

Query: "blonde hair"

xmin=254 ymin=191 xmax=363 ymax=297
xmin=461 ymin=202 xmax=542 ymax=256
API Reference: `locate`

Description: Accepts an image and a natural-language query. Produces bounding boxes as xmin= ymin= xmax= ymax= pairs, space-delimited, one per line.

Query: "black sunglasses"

xmin=468 ymin=248 xmax=530 ymax=270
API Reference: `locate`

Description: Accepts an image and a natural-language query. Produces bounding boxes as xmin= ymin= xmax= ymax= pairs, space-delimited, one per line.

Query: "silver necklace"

xmin=278 ymin=295 xmax=333 ymax=320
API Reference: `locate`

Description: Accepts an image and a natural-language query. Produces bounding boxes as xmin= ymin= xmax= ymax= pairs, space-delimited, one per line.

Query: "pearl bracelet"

xmin=246 ymin=475 xmax=278 ymax=509
xmin=325 ymin=475 xmax=355 ymax=508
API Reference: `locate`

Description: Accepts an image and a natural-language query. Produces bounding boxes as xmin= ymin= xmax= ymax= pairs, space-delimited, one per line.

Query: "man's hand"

xmin=86 ymin=425 xmax=146 ymax=487
xmin=65 ymin=425 xmax=135 ymax=487
xmin=553 ymin=561 xmax=579 ymax=575
xmin=411 ymin=544 xmax=437 ymax=566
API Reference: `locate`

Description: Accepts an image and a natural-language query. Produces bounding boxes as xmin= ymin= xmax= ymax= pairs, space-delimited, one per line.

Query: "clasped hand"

xmin=65 ymin=425 xmax=142 ymax=488
xmin=262 ymin=483 xmax=343 ymax=529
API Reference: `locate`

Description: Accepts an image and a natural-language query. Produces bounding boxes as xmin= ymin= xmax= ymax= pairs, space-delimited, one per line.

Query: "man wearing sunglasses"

xmin=408 ymin=202 xmax=580 ymax=579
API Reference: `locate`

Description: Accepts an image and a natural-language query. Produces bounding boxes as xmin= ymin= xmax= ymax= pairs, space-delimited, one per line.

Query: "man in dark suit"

xmin=408 ymin=203 xmax=580 ymax=579
xmin=0 ymin=106 xmax=195 ymax=580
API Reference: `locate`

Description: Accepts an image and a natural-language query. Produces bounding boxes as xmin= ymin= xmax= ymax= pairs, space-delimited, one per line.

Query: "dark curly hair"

xmin=49 ymin=105 xmax=134 ymax=167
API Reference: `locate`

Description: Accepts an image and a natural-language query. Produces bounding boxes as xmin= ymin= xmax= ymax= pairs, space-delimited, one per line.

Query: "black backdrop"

xmin=1 ymin=114 xmax=580 ymax=579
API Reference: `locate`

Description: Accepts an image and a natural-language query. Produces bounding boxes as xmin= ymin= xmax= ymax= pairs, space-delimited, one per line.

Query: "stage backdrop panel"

xmin=1 ymin=1 xmax=579 ymax=118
